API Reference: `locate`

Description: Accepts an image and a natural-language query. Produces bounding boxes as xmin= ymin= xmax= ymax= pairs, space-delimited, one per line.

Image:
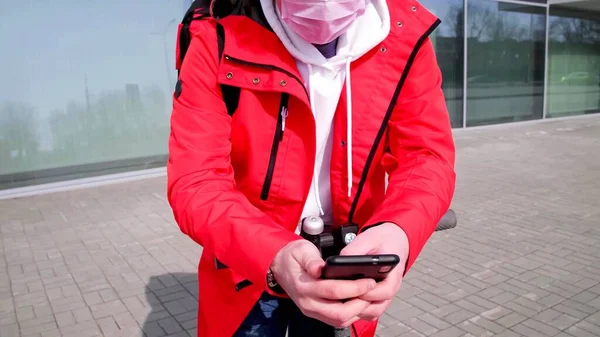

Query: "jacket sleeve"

xmin=362 ymin=38 xmax=456 ymax=273
xmin=167 ymin=22 xmax=301 ymax=291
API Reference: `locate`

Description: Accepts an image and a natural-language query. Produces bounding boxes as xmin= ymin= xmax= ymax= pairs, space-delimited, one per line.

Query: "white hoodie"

xmin=259 ymin=0 xmax=391 ymax=232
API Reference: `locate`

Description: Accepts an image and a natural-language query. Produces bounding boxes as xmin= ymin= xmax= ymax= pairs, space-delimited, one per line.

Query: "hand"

xmin=340 ymin=223 xmax=409 ymax=321
xmin=270 ymin=240 xmax=376 ymax=327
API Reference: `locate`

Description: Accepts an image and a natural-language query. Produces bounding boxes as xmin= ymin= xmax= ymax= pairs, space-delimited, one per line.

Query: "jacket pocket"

xmin=260 ymin=93 xmax=289 ymax=200
xmin=235 ymin=280 xmax=253 ymax=292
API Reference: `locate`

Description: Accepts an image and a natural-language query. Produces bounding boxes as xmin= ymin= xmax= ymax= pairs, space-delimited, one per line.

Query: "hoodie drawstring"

xmin=345 ymin=58 xmax=353 ymax=198
xmin=307 ymin=64 xmax=325 ymax=216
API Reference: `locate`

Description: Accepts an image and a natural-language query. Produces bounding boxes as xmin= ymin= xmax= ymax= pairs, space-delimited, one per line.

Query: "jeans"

xmin=233 ymin=293 xmax=335 ymax=337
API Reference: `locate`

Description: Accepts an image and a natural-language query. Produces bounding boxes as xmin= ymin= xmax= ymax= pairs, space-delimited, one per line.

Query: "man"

xmin=167 ymin=0 xmax=456 ymax=335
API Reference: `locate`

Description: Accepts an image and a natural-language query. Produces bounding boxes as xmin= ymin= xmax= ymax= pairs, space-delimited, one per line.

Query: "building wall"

xmin=0 ymin=0 xmax=184 ymax=189
xmin=0 ymin=0 xmax=599 ymax=190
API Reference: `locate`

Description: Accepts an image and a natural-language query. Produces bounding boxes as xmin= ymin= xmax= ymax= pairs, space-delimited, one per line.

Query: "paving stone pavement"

xmin=1 ymin=115 xmax=600 ymax=337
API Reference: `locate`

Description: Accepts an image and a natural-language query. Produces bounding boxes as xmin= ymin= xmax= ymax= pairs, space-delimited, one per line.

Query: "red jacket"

xmin=167 ymin=1 xmax=456 ymax=336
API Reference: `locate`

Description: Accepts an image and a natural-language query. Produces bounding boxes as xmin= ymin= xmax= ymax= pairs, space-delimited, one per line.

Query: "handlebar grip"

xmin=334 ymin=327 xmax=351 ymax=337
xmin=435 ymin=209 xmax=457 ymax=232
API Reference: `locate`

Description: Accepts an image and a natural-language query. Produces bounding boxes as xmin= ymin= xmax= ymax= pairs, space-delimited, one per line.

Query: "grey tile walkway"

xmin=1 ymin=115 xmax=600 ymax=337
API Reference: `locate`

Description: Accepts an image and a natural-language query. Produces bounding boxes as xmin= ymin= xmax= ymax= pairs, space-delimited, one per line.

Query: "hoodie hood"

xmin=261 ymin=0 xmax=391 ymax=68
xmin=260 ymin=0 xmax=391 ymax=227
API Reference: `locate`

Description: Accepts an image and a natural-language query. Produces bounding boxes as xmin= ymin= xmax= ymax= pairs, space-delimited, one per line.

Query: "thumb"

xmin=295 ymin=243 xmax=325 ymax=278
xmin=340 ymin=233 xmax=379 ymax=256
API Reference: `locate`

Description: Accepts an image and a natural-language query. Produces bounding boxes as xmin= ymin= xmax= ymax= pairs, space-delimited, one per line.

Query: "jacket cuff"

xmin=361 ymin=210 xmax=432 ymax=275
xmin=251 ymin=231 xmax=303 ymax=293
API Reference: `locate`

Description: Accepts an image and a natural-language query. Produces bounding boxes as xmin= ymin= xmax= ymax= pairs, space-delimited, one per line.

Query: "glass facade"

xmin=466 ymin=0 xmax=546 ymax=126
xmin=547 ymin=4 xmax=600 ymax=118
xmin=0 ymin=0 xmax=186 ymax=189
xmin=1 ymin=0 xmax=599 ymax=190
xmin=420 ymin=0 xmax=465 ymax=128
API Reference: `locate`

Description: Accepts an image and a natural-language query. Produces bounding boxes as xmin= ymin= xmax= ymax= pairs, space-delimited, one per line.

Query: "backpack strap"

xmin=177 ymin=1 xmax=209 ymax=74
xmin=216 ymin=23 xmax=241 ymax=117
xmin=176 ymin=1 xmax=240 ymax=117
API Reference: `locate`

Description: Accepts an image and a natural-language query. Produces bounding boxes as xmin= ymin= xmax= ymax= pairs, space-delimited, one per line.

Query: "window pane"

xmin=420 ymin=0 xmax=465 ymax=128
xmin=466 ymin=0 xmax=546 ymax=126
xmin=0 ymin=1 xmax=184 ymax=189
xmin=548 ymin=2 xmax=600 ymax=118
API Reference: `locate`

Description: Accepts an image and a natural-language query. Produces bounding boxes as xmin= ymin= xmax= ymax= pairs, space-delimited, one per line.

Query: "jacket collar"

xmin=218 ymin=15 xmax=302 ymax=81
xmin=388 ymin=0 xmax=440 ymax=39
xmin=214 ymin=0 xmax=440 ymax=105
xmin=217 ymin=0 xmax=439 ymax=71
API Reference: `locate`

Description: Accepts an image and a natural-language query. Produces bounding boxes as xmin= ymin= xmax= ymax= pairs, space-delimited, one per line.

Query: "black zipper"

xmin=260 ymin=94 xmax=289 ymax=200
xmin=222 ymin=55 xmax=301 ymax=201
xmin=347 ymin=19 xmax=442 ymax=224
xmin=224 ymin=55 xmax=309 ymax=99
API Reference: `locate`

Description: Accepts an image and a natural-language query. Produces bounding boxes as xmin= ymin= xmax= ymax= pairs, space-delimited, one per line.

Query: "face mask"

xmin=280 ymin=0 xmax=366 ymax=45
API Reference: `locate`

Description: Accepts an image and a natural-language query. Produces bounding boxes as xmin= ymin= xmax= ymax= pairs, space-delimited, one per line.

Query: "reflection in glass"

xmin=0 ymin=1 xmax=184 ymax=189
xmin=548 ymin=3 xmax=600 ymax=118
xmin=420 ymin=0 xmax=465 ymax=128
xmin=466 ymin=0 xmax=546 ymax=126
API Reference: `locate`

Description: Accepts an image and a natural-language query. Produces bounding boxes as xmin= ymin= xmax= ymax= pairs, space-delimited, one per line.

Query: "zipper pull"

xmin=280 ymin=106 xmax=288 ymax=141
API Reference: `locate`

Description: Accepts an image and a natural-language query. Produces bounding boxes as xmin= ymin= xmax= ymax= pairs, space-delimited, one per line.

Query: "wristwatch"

xmin=266 ymin=269 xmax=285 ymax=294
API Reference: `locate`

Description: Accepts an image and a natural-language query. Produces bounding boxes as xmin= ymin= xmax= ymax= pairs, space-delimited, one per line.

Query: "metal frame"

xmin=493 ymin=0 xmax=548 ymax=7
xmin=543 ymin=4 xmax=550 ymax=119
xmin=0 ymin=167 xmax=167 ymax=200
xmin=549 ymin=0 xmax=586 ymax=4
xmin=462 ymin=0 xmax=468 ymax=128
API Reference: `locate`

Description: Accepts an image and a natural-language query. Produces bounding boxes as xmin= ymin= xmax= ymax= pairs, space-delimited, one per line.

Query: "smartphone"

xmin=321 ymin=254 xmax=400 ymax=281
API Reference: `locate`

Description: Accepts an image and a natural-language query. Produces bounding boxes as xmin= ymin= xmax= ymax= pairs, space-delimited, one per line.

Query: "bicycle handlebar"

xmin=334 ymin=209 xmax=457 ymax=336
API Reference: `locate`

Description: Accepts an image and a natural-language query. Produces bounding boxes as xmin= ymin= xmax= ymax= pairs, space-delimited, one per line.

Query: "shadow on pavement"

xmin=142 ymin=273 xmax=199 ymax=337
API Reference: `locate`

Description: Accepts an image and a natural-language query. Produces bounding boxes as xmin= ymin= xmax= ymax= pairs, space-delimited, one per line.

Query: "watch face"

xmin=267 ymin=270 xmax=282 ymax=293
xmin=267 ymin=270 xmax=276 ymax=286
xmin=268 ymin=277 xmax=283 ymax=294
